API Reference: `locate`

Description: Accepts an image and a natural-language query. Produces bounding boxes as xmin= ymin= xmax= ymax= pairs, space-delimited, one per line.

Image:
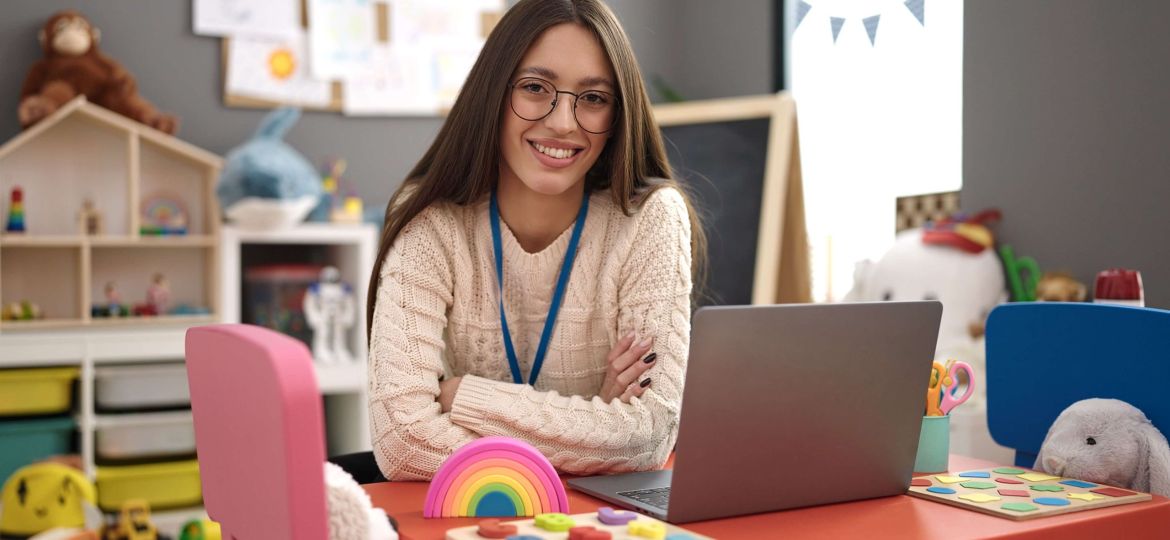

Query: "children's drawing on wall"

xmin=307 ymin=0 xmax=377 ymax=80
xmin=193 ymin=0 xmax=301 ymax=39
xmin=227 ymin=30 xmax=332 ymax=107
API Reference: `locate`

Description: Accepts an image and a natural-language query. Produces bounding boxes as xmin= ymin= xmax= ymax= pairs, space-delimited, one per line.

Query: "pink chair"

xmin=186 ymin=324 xmax=329 ymax=540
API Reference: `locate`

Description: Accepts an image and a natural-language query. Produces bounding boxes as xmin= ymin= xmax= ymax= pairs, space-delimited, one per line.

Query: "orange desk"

xmin=363 ymin=455 xmax=1170 ymax=539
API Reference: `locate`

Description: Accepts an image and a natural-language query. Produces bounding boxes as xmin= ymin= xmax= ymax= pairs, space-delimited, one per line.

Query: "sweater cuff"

xmin=450 ymin=374 xmax=498 ymax=430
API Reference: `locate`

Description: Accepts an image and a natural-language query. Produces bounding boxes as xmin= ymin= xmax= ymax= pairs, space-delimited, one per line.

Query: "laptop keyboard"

xmin=618 ymin=486 xmax=671 ymax=510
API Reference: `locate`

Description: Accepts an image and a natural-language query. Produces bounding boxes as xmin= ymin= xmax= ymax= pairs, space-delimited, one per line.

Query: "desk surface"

xmin=363 ymin=455 xmax=1170 ymax=540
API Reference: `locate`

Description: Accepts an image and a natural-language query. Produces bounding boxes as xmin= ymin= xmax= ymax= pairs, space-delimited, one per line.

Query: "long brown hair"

xmin=366 ymin=0 xmax=707 ymax=337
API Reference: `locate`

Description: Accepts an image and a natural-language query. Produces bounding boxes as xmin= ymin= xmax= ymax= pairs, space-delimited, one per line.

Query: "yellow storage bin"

xmin=0 ymin=367 xmax=79 ymax=416
xmin=95 ymin=459 xmax=202 ymax=511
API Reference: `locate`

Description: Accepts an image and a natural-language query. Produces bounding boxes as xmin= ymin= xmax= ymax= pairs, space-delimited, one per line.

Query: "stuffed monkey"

xmin=18 ymin=10 xmax=178 ymax=134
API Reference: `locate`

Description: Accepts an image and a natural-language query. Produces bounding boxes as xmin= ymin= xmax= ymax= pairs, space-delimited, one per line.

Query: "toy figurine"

xmin=6 ymin=186 xmax=26 ymax=233
xmin=100 ymin=499 xmax=160 ymax=540
xmin=332 ymin=195 xmax=364 ymax=224
xmin=309 ymin=158 xmax=345 ymax=222
xmin=3 ymin=300 xmax=43 ymax=321
xmin=1036 ymin=271 xmax=1087 ymax=302
xmin=105 ymin=282 xmax=123 ymax=317
xmin=303 ymin=266 xmax=356 ymax=363
xmin=146 ymin=273 xmax=171 ymax=315
xmin=178 ymin=519 xmax=221 ymax=540
xmin=78 ymin=198 xmax=103 ymax=235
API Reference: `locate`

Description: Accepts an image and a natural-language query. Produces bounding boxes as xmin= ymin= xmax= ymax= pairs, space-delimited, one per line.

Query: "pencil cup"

xmin=914 ymin=415 xmax=950 ymax=473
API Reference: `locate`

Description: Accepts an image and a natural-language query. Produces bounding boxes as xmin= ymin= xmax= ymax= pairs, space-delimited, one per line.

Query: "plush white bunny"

xmin=325 ymin=462 xmax=398 ymax=540
xmin=1036 ymin=398 xmax=1170 ymax=497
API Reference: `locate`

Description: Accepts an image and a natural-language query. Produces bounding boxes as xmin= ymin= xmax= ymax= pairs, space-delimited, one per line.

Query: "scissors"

xmin=925 ymin=362 xmax=951 ymax=416
xmin=939 ymin=361 xmax=975 ymax=415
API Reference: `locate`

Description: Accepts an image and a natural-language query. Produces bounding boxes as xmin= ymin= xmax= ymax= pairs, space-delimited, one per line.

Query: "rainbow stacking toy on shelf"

xmin=425 ymin=437 xmax=570 ymax=518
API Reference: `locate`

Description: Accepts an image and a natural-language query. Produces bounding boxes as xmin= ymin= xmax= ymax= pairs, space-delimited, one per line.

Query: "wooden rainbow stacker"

xmin=907 ymin=466 xmax=1152 ymax=520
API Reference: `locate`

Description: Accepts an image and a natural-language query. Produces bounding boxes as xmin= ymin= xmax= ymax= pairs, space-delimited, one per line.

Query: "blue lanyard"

xmin=489 ymin=188 xmax=589 ymax=386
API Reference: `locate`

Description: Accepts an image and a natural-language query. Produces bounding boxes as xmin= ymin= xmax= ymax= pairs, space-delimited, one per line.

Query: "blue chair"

xmin=986 ymin=302 xmax=1170 ymax=467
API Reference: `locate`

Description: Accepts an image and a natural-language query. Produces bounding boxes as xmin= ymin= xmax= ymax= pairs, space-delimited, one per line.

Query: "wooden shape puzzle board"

xmin=444 ymin=511 xmax=714 ymax=540
xmin=907 ymin=467 xmax=1152 ymax=520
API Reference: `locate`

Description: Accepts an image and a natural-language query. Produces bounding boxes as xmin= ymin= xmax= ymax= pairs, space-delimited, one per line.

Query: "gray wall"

xmin=963 ymin=1 xmax=1170 ymax=307
xmin=0 ymin=0 xmax=772 ymax=208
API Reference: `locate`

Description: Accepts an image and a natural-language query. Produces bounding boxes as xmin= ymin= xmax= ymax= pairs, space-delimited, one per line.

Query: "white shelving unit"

xmin=219 ymin=223 xmax=377 ymax=455
xmin=0 ymin=96 xmax=227 ymax=535
xmin=0 ymin=327 xmax=193 ymax=475
xmin=0 ymin=96 xmax=222 ymax=330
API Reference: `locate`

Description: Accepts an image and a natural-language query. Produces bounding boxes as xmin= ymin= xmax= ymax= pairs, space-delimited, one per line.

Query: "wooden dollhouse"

xmin=0 ymin=96 xmax=221 ymax=330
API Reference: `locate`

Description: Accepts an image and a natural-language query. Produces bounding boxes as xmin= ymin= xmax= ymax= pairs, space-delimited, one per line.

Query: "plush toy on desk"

xmin=18 ymin=11 xmax=177 ymax=134
xmin=1037 ymin=398 xmax=1170 ymax=497
xmin=217 ymin=107 xmax=323 ymax=231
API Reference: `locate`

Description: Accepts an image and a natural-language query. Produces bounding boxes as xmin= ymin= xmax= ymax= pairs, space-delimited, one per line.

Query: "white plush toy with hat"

xmin=1036 ymin=398 xmax=1170 ymax=497
xmin=845 ymin=210 xmax=1010 ymax=461
xmin=845 ymin=210 xmax=1007 ymax=388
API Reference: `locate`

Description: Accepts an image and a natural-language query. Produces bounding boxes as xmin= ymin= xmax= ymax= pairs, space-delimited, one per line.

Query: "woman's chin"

xmin=517 ymin=174 xmax=584 ymax=197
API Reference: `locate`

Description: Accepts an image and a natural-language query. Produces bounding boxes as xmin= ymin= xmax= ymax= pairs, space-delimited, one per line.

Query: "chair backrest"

xmin=986 ymin=303 xmax=1170 ymax=467
xmin=185 ymin=324 xmax=329 ymax=540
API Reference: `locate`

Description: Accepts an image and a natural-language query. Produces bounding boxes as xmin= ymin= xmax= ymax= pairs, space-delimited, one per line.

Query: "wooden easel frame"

xmin=653 ymin=92 xmax=804 ymax=304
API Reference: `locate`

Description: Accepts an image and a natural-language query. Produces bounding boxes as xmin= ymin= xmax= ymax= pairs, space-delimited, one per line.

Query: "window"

xmin=787 ymin=0 xmax=963 ymax=300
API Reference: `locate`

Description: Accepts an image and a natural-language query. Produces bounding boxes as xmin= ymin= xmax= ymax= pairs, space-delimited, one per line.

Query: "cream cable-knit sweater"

xmin=368 ymin=186 xmax=693 ymax=481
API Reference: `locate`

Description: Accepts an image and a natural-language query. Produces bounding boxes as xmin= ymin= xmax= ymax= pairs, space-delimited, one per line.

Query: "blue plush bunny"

xmin=217 ymin=107 xmax=322 ymax=227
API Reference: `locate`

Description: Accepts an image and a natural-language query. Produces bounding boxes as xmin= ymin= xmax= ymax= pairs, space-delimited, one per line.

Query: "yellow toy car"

xmin=101 ymin=499 xmax=162 ymax=540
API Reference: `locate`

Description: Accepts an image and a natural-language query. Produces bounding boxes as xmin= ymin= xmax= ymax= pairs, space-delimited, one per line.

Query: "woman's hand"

xmin=439 ymin=376 xmax=462 ymax=413
xmin=597 ymin=332 xmax=656 ymax=403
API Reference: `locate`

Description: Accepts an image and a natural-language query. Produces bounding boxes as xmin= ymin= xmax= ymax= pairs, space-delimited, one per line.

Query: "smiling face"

xmin=498 ymin=23 xmax=617 ymax=197
xmin=0 ymin=464 xmax=93 ymax=535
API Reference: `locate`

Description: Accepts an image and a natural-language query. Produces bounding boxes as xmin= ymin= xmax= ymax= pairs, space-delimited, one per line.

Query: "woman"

xmin=367 ymin=0 xmax=706 ymax=481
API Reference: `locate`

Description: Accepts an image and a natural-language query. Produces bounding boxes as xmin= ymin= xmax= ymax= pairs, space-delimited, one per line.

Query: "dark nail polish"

xmin=643 ymin=353 xmax=657 ymax=364
xmin=640 ymin=378 xmax=652 ymax=388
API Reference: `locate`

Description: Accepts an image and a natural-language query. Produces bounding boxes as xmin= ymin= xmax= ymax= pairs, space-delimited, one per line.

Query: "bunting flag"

xmin=795 ymin=0 xmax=812 ymax=28
xmin=830 ymin=17 xmax=846 ymax=43
xmin=905 ymin=0 xmax=925 ymax=25
xmin=862 ymin=15 xmax=880 ymax=45
xmin=793 ymin=0 xmax=926 ymax=46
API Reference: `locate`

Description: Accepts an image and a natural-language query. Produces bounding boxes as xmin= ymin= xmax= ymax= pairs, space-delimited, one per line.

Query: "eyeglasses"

xmin=508 ymin=77 xmax=619 ymax=134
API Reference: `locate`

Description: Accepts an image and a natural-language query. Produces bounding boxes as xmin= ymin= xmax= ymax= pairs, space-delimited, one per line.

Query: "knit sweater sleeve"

xmin=449 ymin=188 xmax=693 ymax=475
xmin=368 ymin=206 xmax=478 ymax=481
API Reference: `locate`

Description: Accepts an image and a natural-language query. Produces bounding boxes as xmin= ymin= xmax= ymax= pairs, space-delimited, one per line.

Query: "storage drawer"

xmin=0 ymin=367 xmax=78 ymax=416
xmin=95 ymin=459 xmax=202 ymax=511
xmin=0 ymin=416 xmax=75 ymax=484
xmin=95 ymin=411 xmax=195 ymax=461
xmin=95 ymin=363 xmax=189 ymax=411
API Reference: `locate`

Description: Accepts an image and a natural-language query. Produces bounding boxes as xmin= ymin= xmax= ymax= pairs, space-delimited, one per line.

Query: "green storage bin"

xmin=0 ymin=416 xmax=76 ymax=486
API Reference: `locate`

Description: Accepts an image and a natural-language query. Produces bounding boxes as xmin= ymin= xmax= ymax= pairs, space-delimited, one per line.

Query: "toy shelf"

xmin=0 ymin=235 xmax=86 ymax=247
xmin=0 ymin=235 xmax=217 ymax=247
xmin=0 ymin=97 xmax=222 ymax=331
xmin=0 ymin=113 xmax=131 ymax=236
xmin=220 ymin=223 xmax=377 ymax=455
xmin=0 ymin=245 xmax=84 ymax=326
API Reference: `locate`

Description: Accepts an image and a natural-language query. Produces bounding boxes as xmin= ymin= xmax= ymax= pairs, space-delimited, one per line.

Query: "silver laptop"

xmin=568 ymin=301 xmax=942 ymax=524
